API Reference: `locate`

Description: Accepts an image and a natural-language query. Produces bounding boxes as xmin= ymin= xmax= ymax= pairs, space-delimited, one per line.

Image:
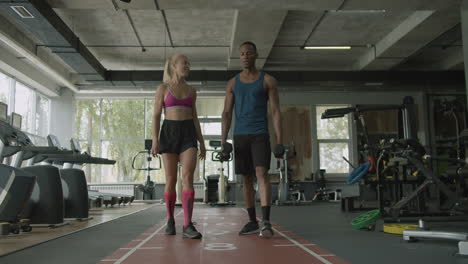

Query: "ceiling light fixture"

xmin=10 ymin=6 xmax=34 ymax=18
xmin=302 ymin=46 xmax=351 ymax=50
xmin=328 ymin=10 xmax=386 ymax=14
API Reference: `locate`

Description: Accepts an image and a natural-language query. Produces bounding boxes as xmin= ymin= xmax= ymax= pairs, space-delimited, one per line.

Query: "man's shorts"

xmin=233 ymin=133 xmax=271 ymax=175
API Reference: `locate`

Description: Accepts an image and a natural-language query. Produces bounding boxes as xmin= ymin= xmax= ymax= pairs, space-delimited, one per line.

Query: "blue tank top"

xmin=233 ymin=72 xmax=269 ymax=135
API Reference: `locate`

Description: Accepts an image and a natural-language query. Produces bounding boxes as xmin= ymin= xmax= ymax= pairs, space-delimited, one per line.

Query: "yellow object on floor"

xmin=383 ymin=224 xmax=419 ymax=235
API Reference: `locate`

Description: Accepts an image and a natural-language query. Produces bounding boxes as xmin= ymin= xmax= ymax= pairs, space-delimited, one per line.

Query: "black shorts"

xmin=234 ymin=133 xmax=271 ymax=175
xmin=159 ymin=120 xmax=198 ymax=154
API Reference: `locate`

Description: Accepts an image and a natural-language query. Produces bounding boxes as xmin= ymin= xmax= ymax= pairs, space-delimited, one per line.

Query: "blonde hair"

xmin=163 ymin=53 xmax=187 ymax=83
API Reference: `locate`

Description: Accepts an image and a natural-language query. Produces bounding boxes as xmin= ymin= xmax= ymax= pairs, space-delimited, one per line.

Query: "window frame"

xmin=314 ymin=105 xmax=353 ymax=181
xmin=75 ymin=97 xmax=233 ymax=183
xmin=0 ymin=70 xmax=50 ymax=141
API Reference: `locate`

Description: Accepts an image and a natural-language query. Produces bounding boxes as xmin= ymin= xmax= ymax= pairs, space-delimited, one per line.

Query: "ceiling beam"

xmin=437 ymin=47 xmax=464 ymax=70
xmin=353 ymin=11 xmax=434 ymax=70
xmin=227 ymin=10 xmax=287 ymax=70
xmin=354 ymin=8 xmax=461 ymax=70
xmin=103 ymin=70 xmax=465 ymax=84
xmin=45 ymin=0 xmax=457 ymax=11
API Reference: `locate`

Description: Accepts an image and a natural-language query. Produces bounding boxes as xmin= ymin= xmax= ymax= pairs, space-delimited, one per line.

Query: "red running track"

xmin=97 ymin=207 xmax=350 ymax=264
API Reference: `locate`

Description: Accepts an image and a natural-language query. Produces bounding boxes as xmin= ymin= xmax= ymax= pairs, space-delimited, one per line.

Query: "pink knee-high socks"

xmin=164 ymin=192 xmax=176 ymax=220
xmin=182 ymin=190 xmax=195 ymax=227
xmin=164 ymin=190 xmax=195 ymax=227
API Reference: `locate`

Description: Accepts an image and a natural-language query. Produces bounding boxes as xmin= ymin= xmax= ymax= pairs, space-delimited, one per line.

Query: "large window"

xmin=15 ymin=82 xmax=34 ymax=133
xmin=196 ymin=97 xmax=234 ymax=181
xmin=75 ymin=99 xmax=157 ymax=183
xmin=0 ymin=72 xmax=11 ymax=104
xmin=145 ymin=99 xmax=154 ymax=138
xmin=35 ymin=94 xmax=50 ymax=137
xmin=200 ymin=139 xmax=234 ymax=182
xmin=0 ymin=71 xmax=50 ymax=142
xmin=75 ymin=100 xmax=100 ymax=140
xmin=196 ymin=97 xmax=224 ymax=118
xmin=316 ymin=106 xmax=350 ymax=174
xmin=101 ymin=99 xmax=145 ymax=139
xmin=75 ymin=96 xmax=232 ymax=183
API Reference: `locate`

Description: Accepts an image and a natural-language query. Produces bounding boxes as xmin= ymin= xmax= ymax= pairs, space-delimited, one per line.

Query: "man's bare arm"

xmin=221 ymin=78 xmax=235 ymax=144
xmin=266 ymin=74 xmax=282 ymax=145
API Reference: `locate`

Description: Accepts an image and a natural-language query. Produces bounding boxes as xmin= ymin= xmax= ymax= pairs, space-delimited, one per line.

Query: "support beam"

xmin=355 ymin=8 xmax=460 ymax=70
xmin=228 ymin=10 xmax=287 ymax=70
xmin=45 ymin=0 xmax=456 ymax=11
xmin=0 ymin=43 xmax=61 ymax=97
xmin=354 ymin=11 xmax=434 ymax=70
xmin=104 ymin=70 xmax=465 ymax=84
xmin=462 ymin=0 xmax=468 ymax=104
xmin=437 ymin=47 xmax=464 ymax=70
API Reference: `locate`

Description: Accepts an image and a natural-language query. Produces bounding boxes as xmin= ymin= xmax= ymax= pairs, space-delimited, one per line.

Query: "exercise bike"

xmin=202 ymin=140 xmax=235 ymax=206
xmin=275 ymin=145 xmax=311 ymax=206
xmin=132 ymin=139 xmax=161 ymax=200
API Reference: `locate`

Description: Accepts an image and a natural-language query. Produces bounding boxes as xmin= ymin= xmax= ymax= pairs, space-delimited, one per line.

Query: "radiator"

xmin=89 ymin=183 xmax=206 ymax=200
xmin=193 ymin=183 xmax=205 ymax=200
xmin=89 ymin=184 xmax=136 ymax=196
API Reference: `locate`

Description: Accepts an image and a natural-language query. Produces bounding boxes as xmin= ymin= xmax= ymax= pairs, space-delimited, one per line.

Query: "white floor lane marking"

xmin=274 ymin=243 xmax=316 ymax=247
xmin=272 ymin=227 xmax=334 ymax=264
xmin=114 ymin=208 xmax=338 ymax=264
xmin=113 ymin=210 xmax=183 ymax=264
xmin=242 ymin=208 xmax=335 ymax=264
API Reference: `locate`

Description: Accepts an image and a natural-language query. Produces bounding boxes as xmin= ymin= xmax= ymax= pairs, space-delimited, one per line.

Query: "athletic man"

xmin=221 ymin=41 xmax=284 ymax=238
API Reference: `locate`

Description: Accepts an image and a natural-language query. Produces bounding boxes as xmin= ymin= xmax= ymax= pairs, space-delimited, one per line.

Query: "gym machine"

xmin=401 ymin=128 xmax=468 ymax=256
xmin=132 ymin=139 xmax=161 ymax=200
xmin=274 ymin=145 xmax=311 ymax=206
xmin=202 ymin=140 xmax=235 ymax=206
xmin=0 ymin=103 xmax=35 ymax=234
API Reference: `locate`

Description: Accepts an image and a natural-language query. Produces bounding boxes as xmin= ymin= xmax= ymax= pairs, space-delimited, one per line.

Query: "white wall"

xmin=49 ymin=89 xmax=75 ymax=148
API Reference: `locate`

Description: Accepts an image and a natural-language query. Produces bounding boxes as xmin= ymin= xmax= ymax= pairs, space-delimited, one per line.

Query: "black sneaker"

xmin=165 ymin=219 xmax=176 ymax=235
xmin=260 ymin=221 xmax=274 ymax=238
xmin=238 ymin=221 xmax=260 ymax=235
xmin=183 ymin=223 xmax=202 ymax=239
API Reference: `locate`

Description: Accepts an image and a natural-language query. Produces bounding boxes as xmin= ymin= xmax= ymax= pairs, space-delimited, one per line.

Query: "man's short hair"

xmin=240 ymin=41 xmax=257 ymax=53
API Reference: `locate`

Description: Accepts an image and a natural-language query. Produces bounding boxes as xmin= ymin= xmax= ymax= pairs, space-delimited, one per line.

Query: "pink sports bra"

xmin=163 ymin=88 xmax=193 ymax=110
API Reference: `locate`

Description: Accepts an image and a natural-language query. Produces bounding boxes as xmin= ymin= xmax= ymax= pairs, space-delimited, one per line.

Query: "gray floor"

xmin=0 ymin=205 xmax=166 ymax=264
xmin=1 ymin=202 xmax=467 ymax=264
xmin=270 ymin=202 xmax=468 ymax=264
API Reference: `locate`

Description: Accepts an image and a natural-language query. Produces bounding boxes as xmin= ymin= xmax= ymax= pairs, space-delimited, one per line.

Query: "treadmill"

xmin=0 ymin=102 xmax=36 ymax=234
xmin=46 ymin=135 xmax=134 ymax=207
xmin=70 ymin=138 xmax=135 ymax=205
xmin=17 ymin=133 xmax=99 ymax=221
xmin=9 ymin=113 xmax=76 ymax=227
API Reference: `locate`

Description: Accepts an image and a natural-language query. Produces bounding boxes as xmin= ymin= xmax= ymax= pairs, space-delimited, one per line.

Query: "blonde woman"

xmin=151 ymin=54 xmax=206 ymax=239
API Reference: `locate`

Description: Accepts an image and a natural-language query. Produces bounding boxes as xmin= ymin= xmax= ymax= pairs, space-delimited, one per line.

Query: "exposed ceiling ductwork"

xmin=0 ymin=0 xmax=106 ymax=84
xmin=0 ymin=0 xmax=463 ymax=92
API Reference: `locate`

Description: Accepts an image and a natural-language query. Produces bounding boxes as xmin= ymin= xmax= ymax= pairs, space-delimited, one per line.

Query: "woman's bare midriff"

xmin=164 ymin=108 xmax=193 ymax=120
